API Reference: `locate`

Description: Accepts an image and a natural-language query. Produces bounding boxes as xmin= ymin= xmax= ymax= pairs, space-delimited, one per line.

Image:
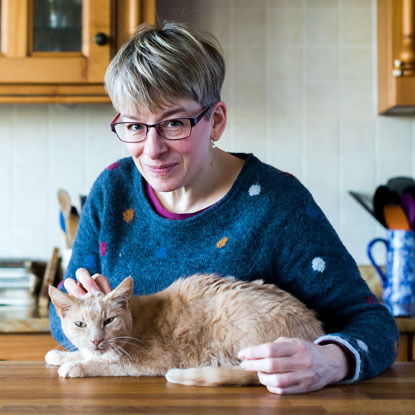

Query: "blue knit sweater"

xmin=50 ymin=153 xmax=399 ymax=383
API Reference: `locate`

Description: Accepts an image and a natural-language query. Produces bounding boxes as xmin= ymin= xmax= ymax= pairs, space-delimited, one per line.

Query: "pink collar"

xmin=144 ymin=181 xmax=212 ymax=220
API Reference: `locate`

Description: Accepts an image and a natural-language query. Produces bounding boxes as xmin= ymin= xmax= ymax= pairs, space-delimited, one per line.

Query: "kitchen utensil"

xmin=373 ymin=185 xmax=400 ymax=227
xmin=348 ymin=191 xmax=380 ymax=223
xmin=57 ymin=189 xmax=80 ymax=248
xmin=57 ymin=189 xmax=71 ymax=247
xmin=384 ymin=204 xmax=411 ymax=230
xmin=367 ymin=230 xmax=415 ymax=316
xmin=66 ymin=207 xmax=80 ymax=247
xmin=401 ymin=193 xmax=415 ymax=229
xmin=386 ymin=176 xmax=415 ymax=196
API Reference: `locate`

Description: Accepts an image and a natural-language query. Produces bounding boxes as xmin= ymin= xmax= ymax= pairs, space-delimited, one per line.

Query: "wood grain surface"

xmin=0 ymin=362 xmax=414 ymax=415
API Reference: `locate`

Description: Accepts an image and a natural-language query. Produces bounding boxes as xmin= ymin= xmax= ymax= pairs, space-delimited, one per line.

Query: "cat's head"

xmin=49 ymin=277 xmax=134 ymax=356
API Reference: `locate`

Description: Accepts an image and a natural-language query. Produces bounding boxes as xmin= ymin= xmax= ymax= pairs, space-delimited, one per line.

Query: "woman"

xmin=50 ymin=21 xmax=398 ymax=394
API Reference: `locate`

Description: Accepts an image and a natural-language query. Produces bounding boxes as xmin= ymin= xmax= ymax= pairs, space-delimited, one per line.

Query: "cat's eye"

xmin=75 ymin=321 xmax=87 ymax=328
xmin=104 ymin=317 xmax=115 ymax=326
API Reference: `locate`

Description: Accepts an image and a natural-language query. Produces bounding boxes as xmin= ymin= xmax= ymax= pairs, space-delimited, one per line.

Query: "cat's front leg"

xmin=58 ymin=360 xmax=132 ymax=378
xmin=45 ymin=349 xmax=83 ymax=366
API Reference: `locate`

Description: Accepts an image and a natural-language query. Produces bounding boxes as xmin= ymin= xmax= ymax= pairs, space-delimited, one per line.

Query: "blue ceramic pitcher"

xmin=367 ymin=230 xmax=415 ymax=317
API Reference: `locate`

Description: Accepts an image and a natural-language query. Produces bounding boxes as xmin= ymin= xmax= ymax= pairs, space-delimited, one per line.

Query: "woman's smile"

xmin=144 ymin=162 xmax=179 ymax=175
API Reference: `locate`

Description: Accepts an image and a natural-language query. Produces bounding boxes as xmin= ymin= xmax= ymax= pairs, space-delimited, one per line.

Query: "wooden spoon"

xmin=383 ymin=204 xmax=411 ymax=230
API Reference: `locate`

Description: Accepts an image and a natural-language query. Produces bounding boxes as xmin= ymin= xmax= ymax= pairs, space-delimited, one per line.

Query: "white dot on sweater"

xmin=249 ymin=184 xmax=261 ymax=196
xmin=312 ymin=257 xmax=326 ymax=273
xmin=357 ymin=339 xmax=368 ymax=352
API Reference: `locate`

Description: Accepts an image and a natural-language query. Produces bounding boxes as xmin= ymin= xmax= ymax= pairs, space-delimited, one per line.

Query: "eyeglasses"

xmin=110 ymin=106 xmax=212 ymax=143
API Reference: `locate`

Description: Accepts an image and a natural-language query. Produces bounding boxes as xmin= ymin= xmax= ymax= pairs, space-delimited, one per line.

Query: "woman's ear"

xmin=210 ymin=101 xmax=227 ymax=144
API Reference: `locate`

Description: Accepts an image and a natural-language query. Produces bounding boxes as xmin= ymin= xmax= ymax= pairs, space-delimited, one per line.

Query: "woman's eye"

xmin=166 ymin=119 xmax=184 ymax=128
xmin=75 ymin=321 xmax=87 ymax=328
xmin=104 ymin=317 xmax=115 ymax=326
xmin=127 ymin=123 xmax=144 ymax=131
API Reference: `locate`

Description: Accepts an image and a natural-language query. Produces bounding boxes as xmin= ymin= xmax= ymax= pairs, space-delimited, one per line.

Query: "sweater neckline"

xmin=136 ymin=153 xmax=257 ymax=227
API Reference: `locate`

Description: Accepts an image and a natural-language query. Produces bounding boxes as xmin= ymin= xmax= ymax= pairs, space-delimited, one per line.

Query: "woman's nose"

xmin=143 ymin=127 xmax=168 ymax=159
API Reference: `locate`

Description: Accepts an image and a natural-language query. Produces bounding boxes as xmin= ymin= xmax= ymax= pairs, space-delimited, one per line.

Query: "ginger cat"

xmin=46 ymin=274 xmax=324 ymax=386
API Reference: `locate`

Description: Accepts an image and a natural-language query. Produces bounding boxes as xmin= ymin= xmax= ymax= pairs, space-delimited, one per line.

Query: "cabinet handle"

xmin=94 ymin=32 xmax=109 ymax=46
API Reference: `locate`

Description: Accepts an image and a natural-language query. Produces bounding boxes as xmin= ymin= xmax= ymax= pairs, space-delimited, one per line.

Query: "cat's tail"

xmin=165 ymin=366 xmax=260 ymax=387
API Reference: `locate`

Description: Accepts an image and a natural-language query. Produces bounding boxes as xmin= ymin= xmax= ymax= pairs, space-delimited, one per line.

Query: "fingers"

xmin=259 ymin=370 xmax=318 ymax=395
xmin=92 ymin=274 xmax=112 ymax=294
xmin=74 ymin=268 xmax=103 ymax=294
xmin=63 ymin=268 xmax=112 ymax=298
xmin=241 ymin=356 xmax=296 ymax=373
xmin=238 ymin=337 xmax=297 ymax=360
xmin=64 ymin=278 xmax=87 ymax=298
xmin=258 ymin=371 xmax=302 ymax=390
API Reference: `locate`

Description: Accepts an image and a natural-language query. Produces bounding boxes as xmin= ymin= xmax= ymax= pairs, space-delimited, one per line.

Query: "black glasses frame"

xmin=110 ymin=106 xmax=212 ymax=143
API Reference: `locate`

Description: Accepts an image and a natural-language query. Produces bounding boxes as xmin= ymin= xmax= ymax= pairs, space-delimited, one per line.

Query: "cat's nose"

xmin=91 ymin=337 xmax=103 ymax=346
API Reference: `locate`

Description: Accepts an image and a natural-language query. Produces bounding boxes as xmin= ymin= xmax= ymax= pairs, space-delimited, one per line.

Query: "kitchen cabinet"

xmin=0 ymin=0 xmax=155 ymax=103
xmin=378 ymin=0 xmax=415 ymax=114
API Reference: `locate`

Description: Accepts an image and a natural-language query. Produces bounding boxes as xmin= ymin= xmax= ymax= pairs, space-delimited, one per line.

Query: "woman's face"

xmin=121 ymin=99 xmax=225 ymax=193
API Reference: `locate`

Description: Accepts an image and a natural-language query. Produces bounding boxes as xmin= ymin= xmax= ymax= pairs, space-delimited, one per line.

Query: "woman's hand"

xmin=238 ymin=337 xmax=350 ymax=394
xmin=63 ymin=268 xmax=112 ymax=298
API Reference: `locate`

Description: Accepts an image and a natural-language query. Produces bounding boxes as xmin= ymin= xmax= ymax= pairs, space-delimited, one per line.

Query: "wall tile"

xmin=341 ymin=0 xmax=371 ymax=9
xmin=233 ymin=10 xmax=266 ymax=46
xmin=340 ymin=82 xmax=373 ymax=121
xmin=267 ymin=47 xmax=303 ymax=82
xmin=267 ymin=0 xmax=304 ymax=9
xmin=341 ymin=10 xmax=372 ymax=44
xmin=233 ymin=47 xmax=266 ymax=84
xmin=233 ymin=84 xmax=267 ymax=122
xmin=306 ymin=82 xmax=339 ymax=118
xmin=305 ymin=47 xmax=339 ymax=82
xmin=306 ymin=117 xmax=339 ymax=156
xmin=267 ymin=10 xmax=304 ymax=45
xmin=269 ymin=82 xmax=304 ymax=118
xmin=269 ymin=115 xmax=304 ymax=154
xmin=305 ymin=10 xmax=339 ymax=45
xmin=306 ymin=0 xmax=339 ymax=8
xmin=341 ymin=47 xmax=372 ymax=82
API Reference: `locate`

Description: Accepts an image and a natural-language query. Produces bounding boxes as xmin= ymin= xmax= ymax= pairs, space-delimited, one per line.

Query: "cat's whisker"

xmin=109 ymin=344 xmax=122 ymax=358
xmin=112 ymin=336 xmax=145 ymax=345
xmin=111 ymin=343 xmax=135 ymax=363
xmin=112 ymin=339 xmax=146 ymax=351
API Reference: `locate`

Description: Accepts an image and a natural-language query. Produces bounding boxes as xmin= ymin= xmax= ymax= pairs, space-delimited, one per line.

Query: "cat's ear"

xmin=48 ymin=286 xmax=76 ymax=318
xmin=106 ymin=276 xmax=133 ymax=309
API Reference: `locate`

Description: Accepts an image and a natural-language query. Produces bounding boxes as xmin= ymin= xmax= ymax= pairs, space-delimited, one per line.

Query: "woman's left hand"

xmin=238 ymin=337 xmax=350 ymax=394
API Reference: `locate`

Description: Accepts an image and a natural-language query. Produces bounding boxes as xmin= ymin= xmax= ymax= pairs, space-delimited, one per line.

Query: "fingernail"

xmin=238 ymin=351 xmax=245 ymax=360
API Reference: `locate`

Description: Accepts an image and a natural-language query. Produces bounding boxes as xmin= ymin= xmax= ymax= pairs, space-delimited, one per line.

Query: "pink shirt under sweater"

xmin=144 ymin=181 xmax=212 ymax=220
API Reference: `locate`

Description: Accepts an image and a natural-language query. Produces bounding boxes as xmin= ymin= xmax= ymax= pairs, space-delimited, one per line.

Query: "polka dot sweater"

xmin=50 ymin=153 xmax=399 ymax=383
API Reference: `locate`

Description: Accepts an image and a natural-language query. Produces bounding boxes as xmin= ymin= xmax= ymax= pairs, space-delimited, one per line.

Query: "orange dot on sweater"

xmin=216 ymin=237 xmax=229 ymax=249
xmin=123 ymin=208 xmax=135 ymax=223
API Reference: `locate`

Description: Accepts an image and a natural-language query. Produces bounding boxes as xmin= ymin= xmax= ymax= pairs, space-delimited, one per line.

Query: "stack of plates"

xmin=0 ymin=260 xmax=39 ymax=306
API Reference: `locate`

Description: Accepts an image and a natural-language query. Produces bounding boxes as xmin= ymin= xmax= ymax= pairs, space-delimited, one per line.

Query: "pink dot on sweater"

xmin=282 ymin=172 xmax=295 ymax=179
xmin=366 ymin=295 xmax=377 ymax=304
xmin=99 ymin=241 xmax=107 ymax=256
xmin=107 ymin=161 xmax=120 ymax=170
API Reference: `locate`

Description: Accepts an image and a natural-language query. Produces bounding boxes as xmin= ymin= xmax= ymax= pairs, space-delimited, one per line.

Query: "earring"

xmin=210 ymin=138 xmax=216 ymax=148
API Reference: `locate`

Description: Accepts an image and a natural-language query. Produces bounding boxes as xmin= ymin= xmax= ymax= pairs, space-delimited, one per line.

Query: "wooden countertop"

xmin=0 ymin=362 xmax=414 ymax=414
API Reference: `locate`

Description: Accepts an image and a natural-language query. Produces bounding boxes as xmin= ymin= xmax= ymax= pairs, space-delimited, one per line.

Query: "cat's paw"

xmin=45 ymin=350 xmax=64 ymax=366
xmin=58 ymin=361 xmax=87 ymax=378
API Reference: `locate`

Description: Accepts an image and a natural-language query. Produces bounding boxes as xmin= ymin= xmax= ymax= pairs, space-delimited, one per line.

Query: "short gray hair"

xmin=105 ymin=21 xmax=225 ymax=114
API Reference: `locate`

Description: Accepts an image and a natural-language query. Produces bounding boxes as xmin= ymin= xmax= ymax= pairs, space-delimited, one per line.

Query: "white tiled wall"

xmin=0 ymin=0 xmax=413 ymax=265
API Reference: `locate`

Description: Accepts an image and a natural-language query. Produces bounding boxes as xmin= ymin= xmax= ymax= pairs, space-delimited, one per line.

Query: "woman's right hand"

xmin=63 ymin=268 xmax=112 ymax=298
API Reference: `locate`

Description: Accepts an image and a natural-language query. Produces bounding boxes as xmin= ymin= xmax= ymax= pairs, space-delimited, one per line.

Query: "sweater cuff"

xmin=314 ymin=335 xmax=360 ymax=384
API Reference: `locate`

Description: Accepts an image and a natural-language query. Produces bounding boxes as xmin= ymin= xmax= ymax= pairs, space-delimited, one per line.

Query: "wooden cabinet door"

xmin=0 ymin=0 xmax=111 ymax=84
xmin=0 ymin=0 xmax=155 ymax=103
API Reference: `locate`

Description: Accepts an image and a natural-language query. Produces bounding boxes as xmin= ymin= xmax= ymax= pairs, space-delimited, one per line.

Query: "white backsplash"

xmin=0 ymin=0 xmax=413 ymax=265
